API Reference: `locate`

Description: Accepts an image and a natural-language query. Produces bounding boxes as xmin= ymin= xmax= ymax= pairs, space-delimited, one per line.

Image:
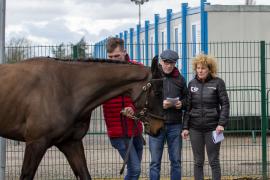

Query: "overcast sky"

xmin=5 ymin=0 xmax=270 ymax=45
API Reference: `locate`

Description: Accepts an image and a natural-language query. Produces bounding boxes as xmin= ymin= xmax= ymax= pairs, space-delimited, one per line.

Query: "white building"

xmin=94 ymin=1 xmax=270 ymax=128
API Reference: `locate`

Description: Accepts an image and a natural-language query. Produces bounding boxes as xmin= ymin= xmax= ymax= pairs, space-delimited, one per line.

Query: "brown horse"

xmin=0 ymin=57 xmax=164 ymax=180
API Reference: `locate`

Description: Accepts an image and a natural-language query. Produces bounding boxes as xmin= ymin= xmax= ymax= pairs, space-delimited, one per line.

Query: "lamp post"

xmin=130 ymin=0 xmax=149 ymax=26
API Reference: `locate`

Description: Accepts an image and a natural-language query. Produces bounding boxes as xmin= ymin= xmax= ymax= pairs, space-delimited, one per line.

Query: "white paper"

xmin=166 ymin=97 xmax=179 ymax=105
xmin=212 ymin=130 xmax=224 ymax=144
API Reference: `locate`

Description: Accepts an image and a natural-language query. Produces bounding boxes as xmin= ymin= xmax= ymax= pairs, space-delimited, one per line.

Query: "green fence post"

xmin=260 ymin=41 xmax=267 ymax=179
xmin=73 ymin=45 xmax=78 ymax=60
xmin=267 ymin=90 xmax=270 ymax=130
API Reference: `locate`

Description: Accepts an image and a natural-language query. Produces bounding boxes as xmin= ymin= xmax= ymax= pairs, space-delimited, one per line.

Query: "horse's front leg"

xmin=56 ymin=139 xmax=91 ymax=180
xmin=20 ymin=138 xmax=50 ymax=180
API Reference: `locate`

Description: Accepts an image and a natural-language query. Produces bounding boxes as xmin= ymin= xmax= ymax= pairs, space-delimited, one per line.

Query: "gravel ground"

xmin=4 ymin=108 xmax=270 ymax=179
xmin=5 ymin=134 xmax=270 ymax=180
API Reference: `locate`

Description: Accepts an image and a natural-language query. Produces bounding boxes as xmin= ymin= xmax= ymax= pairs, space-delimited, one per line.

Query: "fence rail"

xmin=3 ymin=41 xmax=270 ymax=179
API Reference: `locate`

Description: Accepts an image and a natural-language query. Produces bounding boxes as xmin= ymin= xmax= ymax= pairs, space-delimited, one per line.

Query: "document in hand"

xmin=166 ymin=97 xmax=179 ymax=105
xmin=212 ymin=130 xmax=224 ymax=144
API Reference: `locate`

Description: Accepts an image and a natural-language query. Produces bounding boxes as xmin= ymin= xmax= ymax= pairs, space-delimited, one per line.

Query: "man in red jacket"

xmin=103 ymin=37 xmax=143 ymax=180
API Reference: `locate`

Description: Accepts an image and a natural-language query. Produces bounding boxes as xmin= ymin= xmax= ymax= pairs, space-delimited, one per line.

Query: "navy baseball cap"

xmin=160 ymin=49 xmax=179 ymax=62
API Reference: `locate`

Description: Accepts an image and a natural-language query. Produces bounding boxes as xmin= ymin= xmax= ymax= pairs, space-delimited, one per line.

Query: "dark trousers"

xmin=189 ymin=128 xmax=221 ymax=180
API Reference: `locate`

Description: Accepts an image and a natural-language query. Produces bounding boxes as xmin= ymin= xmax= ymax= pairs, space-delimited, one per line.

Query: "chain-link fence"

xmin=3 ymin=41 xmax=269 ymax=179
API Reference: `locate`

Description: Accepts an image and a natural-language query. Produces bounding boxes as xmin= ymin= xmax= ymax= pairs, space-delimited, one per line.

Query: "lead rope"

xmin=119 ymin=100 xmax=142 ymax=175
xmin=119 ymin=114 xmax=140 ymax=175
xmin=120 ymin=83 xmax=151 ymax=174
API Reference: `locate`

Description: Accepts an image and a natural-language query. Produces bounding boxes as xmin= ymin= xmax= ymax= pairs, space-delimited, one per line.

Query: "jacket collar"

xmin=159 ymin=65 xmax=180 ymax=78
xmin=171 ymin=67 xmax=180 ymax=78
xmin=195 ymin=74 xmax=213 ymax=83
xmin=125 ymin=54 xmax=131 ymax=62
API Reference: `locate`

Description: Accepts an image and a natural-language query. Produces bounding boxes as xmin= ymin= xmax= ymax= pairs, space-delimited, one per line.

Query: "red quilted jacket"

xmin=102 ymin=56 xmax=143 ymax=138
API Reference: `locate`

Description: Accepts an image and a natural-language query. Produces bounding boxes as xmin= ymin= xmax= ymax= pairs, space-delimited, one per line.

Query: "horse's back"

xmin=0 ymin=59 xmax=70 ymax=140
xmin=0 ymin=57 xmax=151 ymax=142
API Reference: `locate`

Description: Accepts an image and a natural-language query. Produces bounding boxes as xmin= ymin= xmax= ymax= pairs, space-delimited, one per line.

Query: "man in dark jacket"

xmin=102 ymin=37 xmax=143 ymax=180
xmin=149 ymin=49 xmax=188 ymax=180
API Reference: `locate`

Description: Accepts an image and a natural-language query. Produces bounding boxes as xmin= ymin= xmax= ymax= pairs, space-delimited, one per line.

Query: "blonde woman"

xmin=181 ymin=54 xmax=229 ymax=180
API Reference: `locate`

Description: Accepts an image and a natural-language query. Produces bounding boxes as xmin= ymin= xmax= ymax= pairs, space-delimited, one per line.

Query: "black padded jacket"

xmin=183 ymin=75 xmax=230 ymax=131
xmin=162 ymin=67 xmax=188 ymax=124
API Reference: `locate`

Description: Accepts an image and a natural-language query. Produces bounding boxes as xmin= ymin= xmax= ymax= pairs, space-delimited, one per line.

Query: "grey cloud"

xmin=24 ymin=20 xmax=83 ymax=44
xmin=7 ymin=0 xmax=138 ymax=22
xmin=71 ymin=2 xmax=138 ymax=20
xmin=14 ymin=19 xmax=117 ymax=44
xmin=74 ymin=0 xmax=133 ymax=5
xmin=5 ymin=0 xmax=178 ymax=45
xmin=6 ymin=19 xmax=83 ymax=45
xmin=7 ymin=1 xmax=68 ymax=24
xmin=10 ymin=0 xmax=264 ymax=45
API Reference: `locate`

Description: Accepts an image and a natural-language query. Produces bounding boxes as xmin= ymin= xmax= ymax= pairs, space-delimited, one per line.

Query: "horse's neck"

xmin=71 ymin=63 xmax=149 ymax=111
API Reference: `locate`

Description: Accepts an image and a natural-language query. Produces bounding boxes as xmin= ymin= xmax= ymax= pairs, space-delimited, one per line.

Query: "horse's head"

xmin=131 ymin=56 xmax=165 ymax=136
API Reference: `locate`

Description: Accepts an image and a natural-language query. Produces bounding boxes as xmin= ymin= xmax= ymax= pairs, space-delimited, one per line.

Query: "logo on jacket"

xmin=191 ymin=86 xmax=199 ymax=92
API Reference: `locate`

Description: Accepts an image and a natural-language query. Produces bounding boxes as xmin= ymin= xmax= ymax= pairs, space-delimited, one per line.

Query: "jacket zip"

xmin=200 ymin=82 xmax=205 ymax=125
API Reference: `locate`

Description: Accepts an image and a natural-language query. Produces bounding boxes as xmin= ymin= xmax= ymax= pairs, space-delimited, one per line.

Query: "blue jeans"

xmin=149 ymin=123 xmax=182 ymax=180
xmin=110 ymin=136 xmax=143 ymax=180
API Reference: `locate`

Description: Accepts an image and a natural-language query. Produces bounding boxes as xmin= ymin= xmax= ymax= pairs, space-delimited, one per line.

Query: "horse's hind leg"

xmin=56 ymin=140 xmax=91 ymax=180
xmin=20 ymin=138 xmax=49 ymax=180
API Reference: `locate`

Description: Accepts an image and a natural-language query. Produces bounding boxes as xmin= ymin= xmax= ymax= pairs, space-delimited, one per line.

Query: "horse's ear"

xmin=151 ymin=55 xmax=158 ymax=72
xmin=151 ymin=55 xmax=162 ymax=79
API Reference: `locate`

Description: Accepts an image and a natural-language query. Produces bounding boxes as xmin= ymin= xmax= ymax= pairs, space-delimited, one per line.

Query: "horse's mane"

xmin=21 ymin=57 xmax=139 ymax=66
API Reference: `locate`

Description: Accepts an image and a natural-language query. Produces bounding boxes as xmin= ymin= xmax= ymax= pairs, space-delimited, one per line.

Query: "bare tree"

xmin=51 ymin=43 xmax=70 ymax=59
xmin=5 ymin=37 xmax=32 ymax=63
